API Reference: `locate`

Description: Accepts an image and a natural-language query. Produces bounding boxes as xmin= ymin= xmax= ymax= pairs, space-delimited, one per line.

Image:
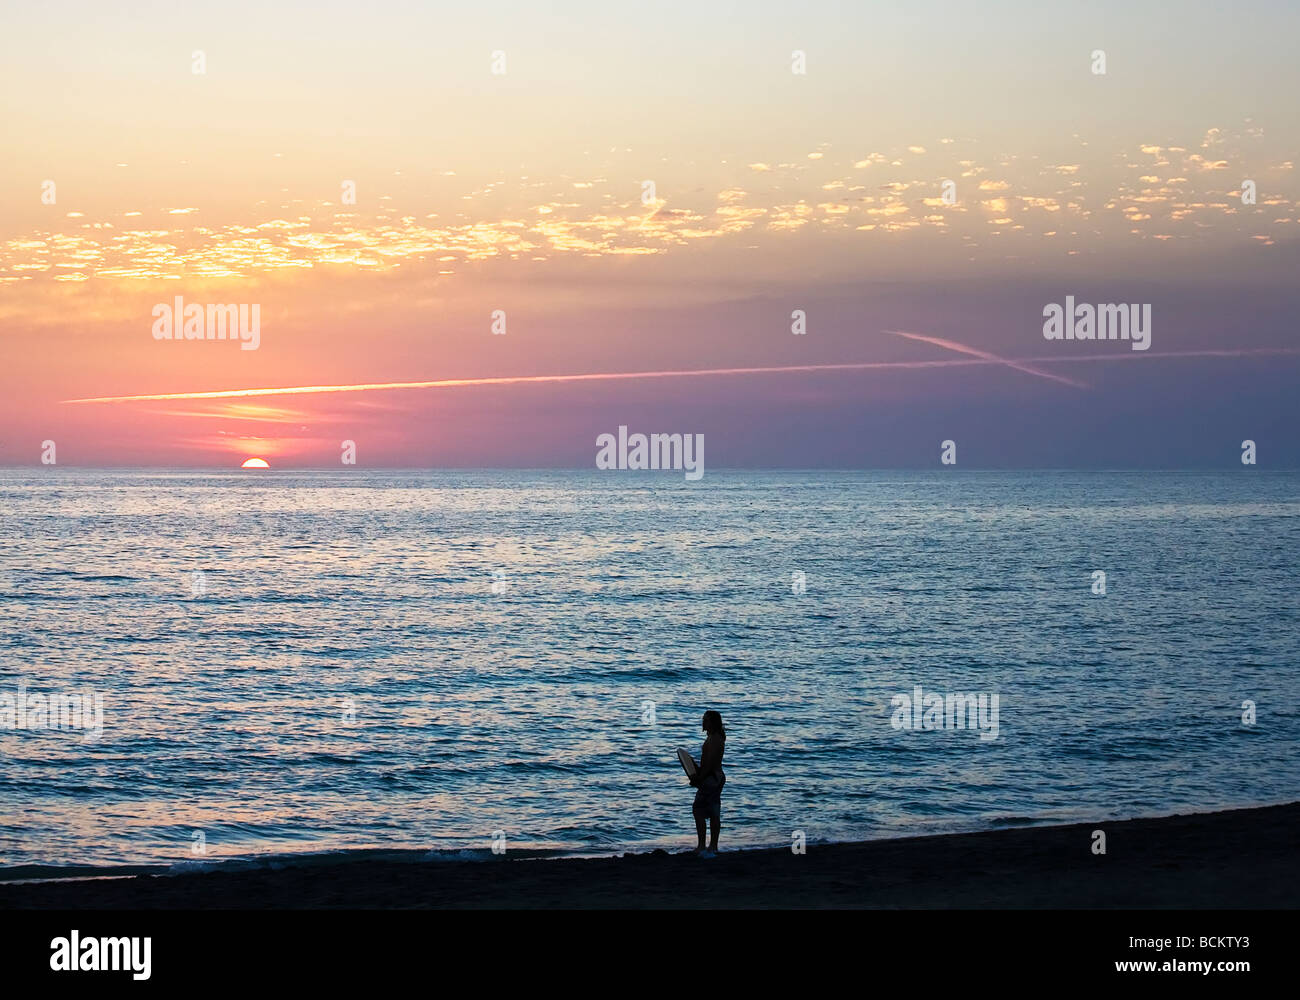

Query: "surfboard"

xmin=676 ymin=747 xmax=698 ymax=780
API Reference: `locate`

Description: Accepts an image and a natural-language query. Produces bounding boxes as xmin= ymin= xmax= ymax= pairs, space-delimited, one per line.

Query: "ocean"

xmin=1 ymin=468 xmax=1297 ymax=877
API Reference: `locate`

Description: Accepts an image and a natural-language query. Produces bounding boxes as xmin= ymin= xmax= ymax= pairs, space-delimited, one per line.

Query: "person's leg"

xmin=693 ymin=806 xmax=706 ymax=850
xmin=708 ymin=805 xmax=720 ymax=851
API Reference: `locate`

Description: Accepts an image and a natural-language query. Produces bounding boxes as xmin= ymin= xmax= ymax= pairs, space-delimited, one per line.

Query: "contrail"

xmin=57 ymin=360 xmax=1029 ymax=404
xmin=60 ymin=347 xmax=1300 ymax=404
xmin=885 ymin=329 xmax=1090 ymax=389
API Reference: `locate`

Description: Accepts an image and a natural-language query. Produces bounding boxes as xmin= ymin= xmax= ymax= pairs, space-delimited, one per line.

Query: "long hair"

xmin=703 ymin=710 xmax=725 ymax=736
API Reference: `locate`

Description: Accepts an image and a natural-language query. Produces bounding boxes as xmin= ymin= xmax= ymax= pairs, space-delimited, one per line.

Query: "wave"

xmin=0 ymin=846 xmax=593 ymax=884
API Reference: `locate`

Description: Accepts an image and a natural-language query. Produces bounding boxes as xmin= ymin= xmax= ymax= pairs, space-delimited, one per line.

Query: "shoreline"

xmin=3 ymin=801 xmax=1296 ymax=909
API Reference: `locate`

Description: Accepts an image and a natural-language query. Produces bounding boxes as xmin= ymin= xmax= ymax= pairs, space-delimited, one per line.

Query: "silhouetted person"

xmin=690 ymin=710 xmax=726 ymax=855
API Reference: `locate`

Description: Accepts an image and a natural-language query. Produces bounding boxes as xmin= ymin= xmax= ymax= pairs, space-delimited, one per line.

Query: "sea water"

xmin=1 ymin=468 xmax=1297 ymax=874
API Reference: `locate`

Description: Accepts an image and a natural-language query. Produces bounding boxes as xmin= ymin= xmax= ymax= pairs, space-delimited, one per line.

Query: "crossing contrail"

xmin=884 ymin=329 xmax=1090 ymax=388
xmin=60 ymin=346 xmax=1299 ymax=404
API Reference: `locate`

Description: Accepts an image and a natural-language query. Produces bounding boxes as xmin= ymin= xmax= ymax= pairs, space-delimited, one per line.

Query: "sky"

xmin=2 ymin=0 xmax=1298 ymax=467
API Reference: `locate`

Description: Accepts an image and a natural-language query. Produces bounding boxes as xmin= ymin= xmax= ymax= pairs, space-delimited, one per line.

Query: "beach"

xmin=5 ymin=802 xmax=1295 ymax=909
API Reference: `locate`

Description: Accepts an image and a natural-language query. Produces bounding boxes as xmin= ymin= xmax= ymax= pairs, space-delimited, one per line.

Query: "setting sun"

xmin=240 ymin=457 xmax=271 ymax=469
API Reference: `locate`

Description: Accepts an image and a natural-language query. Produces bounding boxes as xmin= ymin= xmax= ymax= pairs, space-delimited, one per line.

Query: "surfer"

xmin=691 ymin=710 xmax=726 ymax=856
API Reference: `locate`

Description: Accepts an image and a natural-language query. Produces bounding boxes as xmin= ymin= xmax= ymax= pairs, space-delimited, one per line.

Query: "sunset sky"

xmin=3 ymin=0 xmax=1299 ymax=466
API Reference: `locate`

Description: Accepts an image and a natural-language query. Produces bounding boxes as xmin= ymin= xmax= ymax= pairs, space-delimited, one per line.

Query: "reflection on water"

xmin=1 ymin=469 xmax=1297 ymax=869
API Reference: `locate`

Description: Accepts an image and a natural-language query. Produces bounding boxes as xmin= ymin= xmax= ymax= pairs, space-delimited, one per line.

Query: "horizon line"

xmin=4 ymin=464 xmax=1296 ymax=472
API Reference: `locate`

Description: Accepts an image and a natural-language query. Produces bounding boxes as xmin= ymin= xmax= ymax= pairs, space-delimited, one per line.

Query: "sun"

xmin=240 ymin=457 xmax=271 ymax=469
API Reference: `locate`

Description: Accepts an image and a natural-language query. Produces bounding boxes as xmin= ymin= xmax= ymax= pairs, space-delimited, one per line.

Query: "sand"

xmin=4 ymin=802 xmax=1295 ymax=909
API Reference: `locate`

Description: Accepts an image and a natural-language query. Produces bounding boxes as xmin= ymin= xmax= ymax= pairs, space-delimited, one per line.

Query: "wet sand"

xmin=4 ymin=802 xmax=1295 ymax=909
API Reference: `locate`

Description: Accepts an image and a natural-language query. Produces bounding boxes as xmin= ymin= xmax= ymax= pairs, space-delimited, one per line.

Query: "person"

xmin=690 ymin=710 xmax=726 ymax=856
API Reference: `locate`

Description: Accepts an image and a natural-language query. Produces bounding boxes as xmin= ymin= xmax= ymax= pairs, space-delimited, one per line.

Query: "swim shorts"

xmin=692 ymin=774 xmax=723 ymax=822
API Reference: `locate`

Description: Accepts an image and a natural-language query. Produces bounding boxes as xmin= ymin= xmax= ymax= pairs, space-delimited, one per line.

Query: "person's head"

xmin=702 ymin=710 xmax=725 ymax=736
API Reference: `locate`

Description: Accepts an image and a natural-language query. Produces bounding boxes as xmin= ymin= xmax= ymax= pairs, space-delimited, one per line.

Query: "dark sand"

xmin=4 ymin=802 xmax=1296 ymax=909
